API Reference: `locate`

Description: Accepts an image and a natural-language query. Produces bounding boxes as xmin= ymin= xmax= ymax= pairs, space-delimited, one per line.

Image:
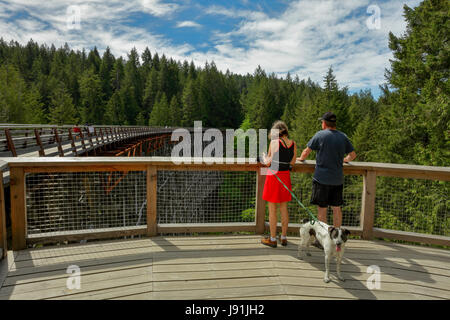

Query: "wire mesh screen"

xmin=157 ymin=170 xmax=257 ymax=224
xmin=25 ymin=171 xmax=147 ymax=236
xmin=375 ymin=177 xmax=449 ymax=236
xmin=266 ymin=173 xmax=363 ymax=227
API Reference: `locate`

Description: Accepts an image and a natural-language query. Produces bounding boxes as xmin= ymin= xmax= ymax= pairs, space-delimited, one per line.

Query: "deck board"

xmin=0 ymin=235 xmax=449 ymax=300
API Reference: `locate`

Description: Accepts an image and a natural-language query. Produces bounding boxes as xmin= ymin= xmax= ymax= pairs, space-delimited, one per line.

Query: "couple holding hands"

xmin=260 ymin=112 xmax=357 ymax=248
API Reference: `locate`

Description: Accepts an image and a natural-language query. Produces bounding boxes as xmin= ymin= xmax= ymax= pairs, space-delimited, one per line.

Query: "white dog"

xmin=297 ymin=219 xmax=350 ymax=283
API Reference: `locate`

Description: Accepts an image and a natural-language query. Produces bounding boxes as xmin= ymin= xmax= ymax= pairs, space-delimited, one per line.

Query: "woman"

xmin=261 ymin=121 xmax=297 ymax=248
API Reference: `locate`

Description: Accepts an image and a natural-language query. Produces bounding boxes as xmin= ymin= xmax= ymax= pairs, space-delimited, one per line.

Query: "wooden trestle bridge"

xmin=0 ymin=124 xmax=174 ymax=158
xmin=0 ymin=125 xmax=448 ymax=300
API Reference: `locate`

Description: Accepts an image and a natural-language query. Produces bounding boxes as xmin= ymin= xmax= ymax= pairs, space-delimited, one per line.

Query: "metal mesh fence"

xmin=25 ymin=171 xmax=147 ymax=236
xmin=266 ymin=173 xmax=363 ymax=227
xmin=157 ymin=170 xmax=257 ymax=224
xmin=375 ymin=177 xmax=449 ymax=236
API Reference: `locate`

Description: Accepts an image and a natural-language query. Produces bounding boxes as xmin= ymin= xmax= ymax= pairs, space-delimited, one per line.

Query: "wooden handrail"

xmin=0 ymin=161 xmax=7 ymax=259
xmin=0 ymin=157 xmax=449 ymax=250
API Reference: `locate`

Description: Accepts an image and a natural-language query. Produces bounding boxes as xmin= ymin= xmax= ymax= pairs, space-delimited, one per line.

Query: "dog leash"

xmin=266 ymin=167 xmax=320 ymax=225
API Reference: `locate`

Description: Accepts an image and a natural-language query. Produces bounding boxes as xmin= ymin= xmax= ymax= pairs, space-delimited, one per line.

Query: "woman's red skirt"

xmin=262 ymin=170 xmax=292 ymax=203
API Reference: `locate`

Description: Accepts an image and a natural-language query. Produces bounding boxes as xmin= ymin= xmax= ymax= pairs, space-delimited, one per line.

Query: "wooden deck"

xmin=0 ymin=235 xmax=449 ymax=300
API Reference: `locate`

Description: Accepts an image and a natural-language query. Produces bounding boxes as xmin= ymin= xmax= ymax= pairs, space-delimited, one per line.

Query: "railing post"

xmin=0 ymin=170 xmax=7 ymax=259
xmin=79 ymin=130 xmax=87 ymax=155
xmin=68 ymin=128 xmax=78 ymax=156
xmin=5 ymin=129 xmax=17 ymax=157
xmin=53 ymin=128 xmax=64 ymax=157
xmin=34 ymin=129 xmax=45 ymax=157
xmin=10 ymin=167 xmax=26 ymax=250
xmin=361 ymin=170 xmax=377 ymax=240
xmin=255 ymin=167 xmax=266 ymax=234
xmin=147 ymin=166 xmax=158 ymax=236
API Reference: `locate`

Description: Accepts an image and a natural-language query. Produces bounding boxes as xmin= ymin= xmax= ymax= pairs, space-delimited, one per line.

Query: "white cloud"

xmin=176 ymin=20 xmax=201 ymax=28
xmin=0 ymin=0 xmax=423 ymax=94
xmin=140 ymin=0 xmax=179 ymax=17
xmin=198 ymin=0 xmax=422 ymax=91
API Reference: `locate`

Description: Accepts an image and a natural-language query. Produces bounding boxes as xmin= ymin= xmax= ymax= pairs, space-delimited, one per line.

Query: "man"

xmin=297 ymin=111 xmax=357 ymax=228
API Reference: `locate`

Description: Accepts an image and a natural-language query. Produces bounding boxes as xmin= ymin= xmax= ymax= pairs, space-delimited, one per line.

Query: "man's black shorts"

xmin=310 ymin=179 xmax=343 ymax=208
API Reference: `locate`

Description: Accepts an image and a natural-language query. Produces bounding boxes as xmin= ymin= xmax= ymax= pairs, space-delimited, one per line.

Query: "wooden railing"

xmin=1 ymin=157 xmax=449 ymax=252
xmin=0 ymin=161 xmax=7 ymax=259
xmin=0 ymin=124 xmax=174 ymax=157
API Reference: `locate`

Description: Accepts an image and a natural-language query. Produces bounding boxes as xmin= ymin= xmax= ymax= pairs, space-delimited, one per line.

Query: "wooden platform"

xmin=0 ymin=235 xmax=449 ymax=300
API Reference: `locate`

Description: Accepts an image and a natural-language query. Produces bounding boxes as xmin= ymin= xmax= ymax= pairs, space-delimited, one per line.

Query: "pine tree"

xmin=169 ymin=95 xmax=181 ymax=126
xmin=149 ymin=92 xmax=170 ymax=126
xmin=105 ymin=91 xmax=126 ymax=125
xmin=0 ymin=64 xmax=27 ymax=123
xmin=142 ymin=68 xmax=159 ymax=119
xmin=49 ymin=86 xmax=78 ymax=125
xmin=79 ymin=69 xmax=104 ymax=124
xmin=99 ymin=47 xmax=115 ymax=102
xmin=382 ymin=0 xmax=449 ymax=165
xmin=181 ymin=77 xmax=199 ymax=127
xmin=24 ymin=86 xmax=47 ymax=124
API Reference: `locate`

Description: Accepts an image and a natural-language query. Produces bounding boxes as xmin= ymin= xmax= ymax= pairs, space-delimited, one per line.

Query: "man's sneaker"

xmin=279 ymin=236 xmax=287 ymax=246
xmin=261 ymin=237 xmax=277 ymax=248
xmin=311 ymin=239 xmax=324 ymax=250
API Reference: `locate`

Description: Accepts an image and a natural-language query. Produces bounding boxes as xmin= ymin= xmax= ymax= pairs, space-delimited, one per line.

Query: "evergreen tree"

xmin=24 ymin=86 xmax=47 ymax=124
xmin=149 ymin=92 xmax=170 ymax=126
xmin=99 ymin=47 xmax=115 ymax=103
xmin=181 ymin=77 xmax=199 ymax=127
xmin=169 ymin=95 xmax=181 ymax=126
xmin=0 ymin=64 xmax=27 ymax=123
xmin=49 ymin=86 xmax=78 ymax=125
xmin=381 ymin=0 xmax=449 ymax=165
xmin=105 ymin=90 xmax=126 ymax=125
xmin=79 ymin=69 xmax=104 ymax=124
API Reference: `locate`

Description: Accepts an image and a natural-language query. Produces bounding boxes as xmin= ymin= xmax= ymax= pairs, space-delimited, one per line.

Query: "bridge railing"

xmin=2 ymin=157 xmax=449 ymax=251
xmin=0 ymin=124 xmax=174 ymax=157
xmin=0 ymin=161 xmax=6 ymax=258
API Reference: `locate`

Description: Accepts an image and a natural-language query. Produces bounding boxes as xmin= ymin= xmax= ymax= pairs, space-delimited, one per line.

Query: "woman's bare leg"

xmin=279 ymin=202 xmax=289 ymax=237
xmin=268 ymin=202 xmax=278 ymax=239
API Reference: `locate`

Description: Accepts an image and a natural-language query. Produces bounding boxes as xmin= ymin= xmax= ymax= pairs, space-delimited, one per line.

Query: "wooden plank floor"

xmin=0 ymin=235 xmax=449 ymax=300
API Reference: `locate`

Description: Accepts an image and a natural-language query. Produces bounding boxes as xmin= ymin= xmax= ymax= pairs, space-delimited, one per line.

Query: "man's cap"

xmin=318 ymin=111 xmax=337 ymax=122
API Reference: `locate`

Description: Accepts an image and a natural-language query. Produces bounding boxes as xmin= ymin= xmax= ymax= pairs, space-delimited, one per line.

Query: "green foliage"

xmin=49 ymin=86 xmax=78 ymax=125
xmin=79 ymin=69 xmax=103 ymax=124
xmin=149 ymin=92 xmax=170 ymax=126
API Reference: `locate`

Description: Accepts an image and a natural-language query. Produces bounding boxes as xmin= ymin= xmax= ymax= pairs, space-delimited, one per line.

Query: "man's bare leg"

xmin=318 ymin=206 xmax=328 ymax=224
xmin=332 ymin=206 xmax=342 ymax=228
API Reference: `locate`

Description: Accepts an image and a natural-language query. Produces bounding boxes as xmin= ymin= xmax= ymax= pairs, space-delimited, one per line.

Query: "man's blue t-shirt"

xmin=307 ymin=129 xmax=354 ymax=186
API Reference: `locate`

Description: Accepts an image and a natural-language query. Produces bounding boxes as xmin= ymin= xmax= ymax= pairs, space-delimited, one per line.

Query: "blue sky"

xmin=0 ymin=0 xmax=422 ymax=99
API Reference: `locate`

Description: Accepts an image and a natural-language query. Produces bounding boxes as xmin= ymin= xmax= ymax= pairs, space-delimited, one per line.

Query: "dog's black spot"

xmin=341 ymin=228 xmax=350 ymax=242
xmin=309 ymin=229 xmax=316 ymax=237
xmin=329 ymin=227 xmax=339 ymax=239
xmin=302 ymin=218 xmax=310 ymax=224
xmin=328 ymin=226 xmax=337 ymax=239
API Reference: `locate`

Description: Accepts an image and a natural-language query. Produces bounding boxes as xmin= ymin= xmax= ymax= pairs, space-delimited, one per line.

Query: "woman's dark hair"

xmin=269 ymin=120 xmax=289 ymax=140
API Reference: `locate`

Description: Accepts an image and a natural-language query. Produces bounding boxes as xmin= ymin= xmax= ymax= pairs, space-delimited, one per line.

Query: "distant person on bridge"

xmin=73 ymin=124 xmax=81 ymax=139
xmin=297 ymin=111 xmax=357 ymax=235
xmin=260 ymin=120 xmax=297 ymax=248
